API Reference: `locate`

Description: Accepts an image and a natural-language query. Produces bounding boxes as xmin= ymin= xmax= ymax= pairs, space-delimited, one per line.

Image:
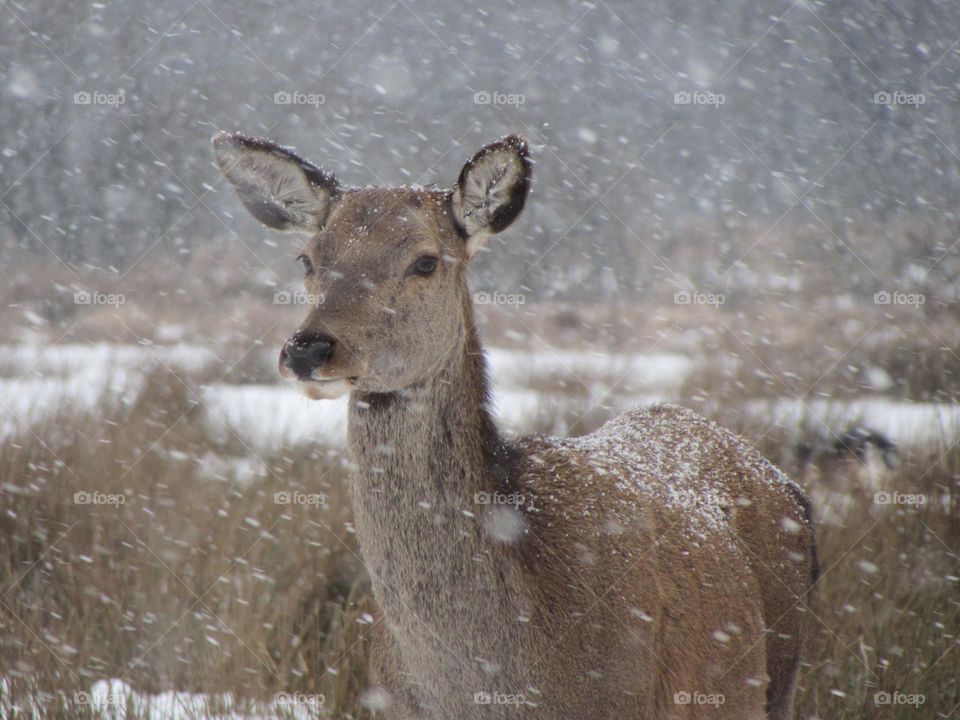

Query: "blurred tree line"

xmin=2 ymin=0 xmax=958 ymax=298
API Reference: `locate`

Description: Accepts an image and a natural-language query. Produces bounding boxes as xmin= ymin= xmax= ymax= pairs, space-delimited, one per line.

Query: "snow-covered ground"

xmin=1 ymin=678 xmax=325 ymax=720
xmin=0 ymin=343 xmax=218 ymax=440
xmin=0 ymin=342 xmax=689 ymax=448
xmin=1 ymin=342 xmax=957 ymax=454
xmin=747 ymin=397 xmax=960 ymax=445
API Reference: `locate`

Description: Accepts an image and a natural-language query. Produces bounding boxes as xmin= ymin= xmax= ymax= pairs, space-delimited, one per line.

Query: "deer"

xmin=797 ymin=425 xmax=899 ymax=492
xmin=212 ymin=131 xmax=818 ymax=719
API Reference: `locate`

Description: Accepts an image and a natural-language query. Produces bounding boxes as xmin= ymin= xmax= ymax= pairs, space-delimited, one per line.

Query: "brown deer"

xmin=212 ymin=131 xmax=818 ymax=719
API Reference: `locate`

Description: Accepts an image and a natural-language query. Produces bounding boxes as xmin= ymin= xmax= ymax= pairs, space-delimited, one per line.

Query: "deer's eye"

xmin=411 ymin=255 xmax=438 ymax=276
xmin=297 ymin=254 xmax=314 ymax=276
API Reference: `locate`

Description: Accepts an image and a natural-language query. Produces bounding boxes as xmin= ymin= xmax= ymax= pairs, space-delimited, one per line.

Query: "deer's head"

xmin=212 ymin=132 xmax=531 ymax=399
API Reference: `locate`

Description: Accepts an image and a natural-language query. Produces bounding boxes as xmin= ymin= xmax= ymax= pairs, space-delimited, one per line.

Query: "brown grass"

xmin=6 ymin=218 xmax=960 ymax=406
xmin=2 ymin=220 xmax=959 ymax=717
xmin=1 ymin=358 xmax=958 ymax=718
xmin=792 ymin=446 xmax=960 ymax=720
xmin=0 ymin=371 xmax=372 ymax=719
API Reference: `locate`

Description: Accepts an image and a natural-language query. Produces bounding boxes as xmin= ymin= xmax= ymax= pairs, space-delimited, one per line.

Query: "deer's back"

xmin=475 ymin=404 xmax=783 ymax=718
xmin=535 ymin=403 xmax=815 ymax=599
xmin=503 ymin=402 xmax=814 ymax=718
xmin=365 ymin=403 xmax=811 ymax=718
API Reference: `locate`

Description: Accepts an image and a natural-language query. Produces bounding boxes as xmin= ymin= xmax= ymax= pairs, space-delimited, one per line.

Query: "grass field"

xmin=1 ymin=238 xmax=958 ymax=718
xmin=1 ymin=348 xmax=957 ymax=718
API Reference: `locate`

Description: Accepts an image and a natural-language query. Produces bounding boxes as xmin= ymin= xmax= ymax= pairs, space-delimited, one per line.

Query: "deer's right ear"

xmin=452 ymin=135 xmax=531 ymax=259
xmin=212 ymin=131 xmax=337 ymax=232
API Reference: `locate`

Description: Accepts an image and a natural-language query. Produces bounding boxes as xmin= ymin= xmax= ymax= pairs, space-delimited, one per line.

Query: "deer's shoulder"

xmin=505 ymin=404 xmax=737 ymax=538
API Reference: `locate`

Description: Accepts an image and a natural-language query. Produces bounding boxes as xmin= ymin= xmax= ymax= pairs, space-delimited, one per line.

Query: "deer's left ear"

xmin=212 ymin=131 xmax=337 ymax=233
xmin=452 ymin=135 xmax=531 ymax=259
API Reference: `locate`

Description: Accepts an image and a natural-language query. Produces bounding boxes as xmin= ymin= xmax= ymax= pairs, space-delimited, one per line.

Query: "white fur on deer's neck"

xmin=346 ymin=317 xmax=541 ymax=703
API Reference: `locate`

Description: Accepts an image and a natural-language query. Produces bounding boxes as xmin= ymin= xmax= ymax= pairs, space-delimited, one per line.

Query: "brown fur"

xmin=213 ymin=132 xmax=817 ymax=719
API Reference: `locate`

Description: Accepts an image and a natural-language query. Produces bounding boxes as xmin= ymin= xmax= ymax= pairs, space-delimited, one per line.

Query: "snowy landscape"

xmin=3 ymin=0 xmax=960 ymax=718
xmin=0 ymin=340 xmax=955 ymax=454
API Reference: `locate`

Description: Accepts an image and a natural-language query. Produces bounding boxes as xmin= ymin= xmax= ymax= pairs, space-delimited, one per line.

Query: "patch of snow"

xmin=204 ymin=384 xmax=348 ymax=452
xmin=0 ymin=343 xmax=955 ymax=461
xmin=0 ymin=342 xmax=219 ymax=378
xmin=486 ymin=348 xmax=693 ymax=392
xmin=748 ymin=397 xmax=960 ymax=444
xmin=76 ymin=678 xmax=322 ymax=719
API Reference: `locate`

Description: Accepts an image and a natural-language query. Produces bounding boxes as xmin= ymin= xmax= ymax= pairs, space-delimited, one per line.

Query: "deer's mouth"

xmin=277 ymin=339 xmax=359 ymax=399
xmin=300 ymin=376 xmax=355 ymax=400
xmin=276 ymin=352 xmax=355 ymax=398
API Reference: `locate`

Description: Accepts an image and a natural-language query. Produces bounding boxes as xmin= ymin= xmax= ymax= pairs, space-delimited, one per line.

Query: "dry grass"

xmin=2 ymin=221 xmax=959 ymax=717
xmin=0 ymin=371 xmax=373 ymax=719
xmin=797 ymin=459 xmax=960 ymax=719
xmin=717 ymin=413 xmax=960 ymax=719
xmin=1 ymin=360 xmax=957 ymax=718
xmin=5 ymin=218 xmax=960 ymax=406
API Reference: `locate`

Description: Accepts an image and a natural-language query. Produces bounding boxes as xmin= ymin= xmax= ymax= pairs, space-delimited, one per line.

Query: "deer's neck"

xmin=346 ymin=314 xmax=531 ymax=679
xmin=347 ymin=317 xmax=509 ymax=547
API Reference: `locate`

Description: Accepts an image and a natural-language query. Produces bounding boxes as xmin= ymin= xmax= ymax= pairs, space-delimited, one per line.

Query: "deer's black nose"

xmin=282 ymin=334 xmax=335 ymax=380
